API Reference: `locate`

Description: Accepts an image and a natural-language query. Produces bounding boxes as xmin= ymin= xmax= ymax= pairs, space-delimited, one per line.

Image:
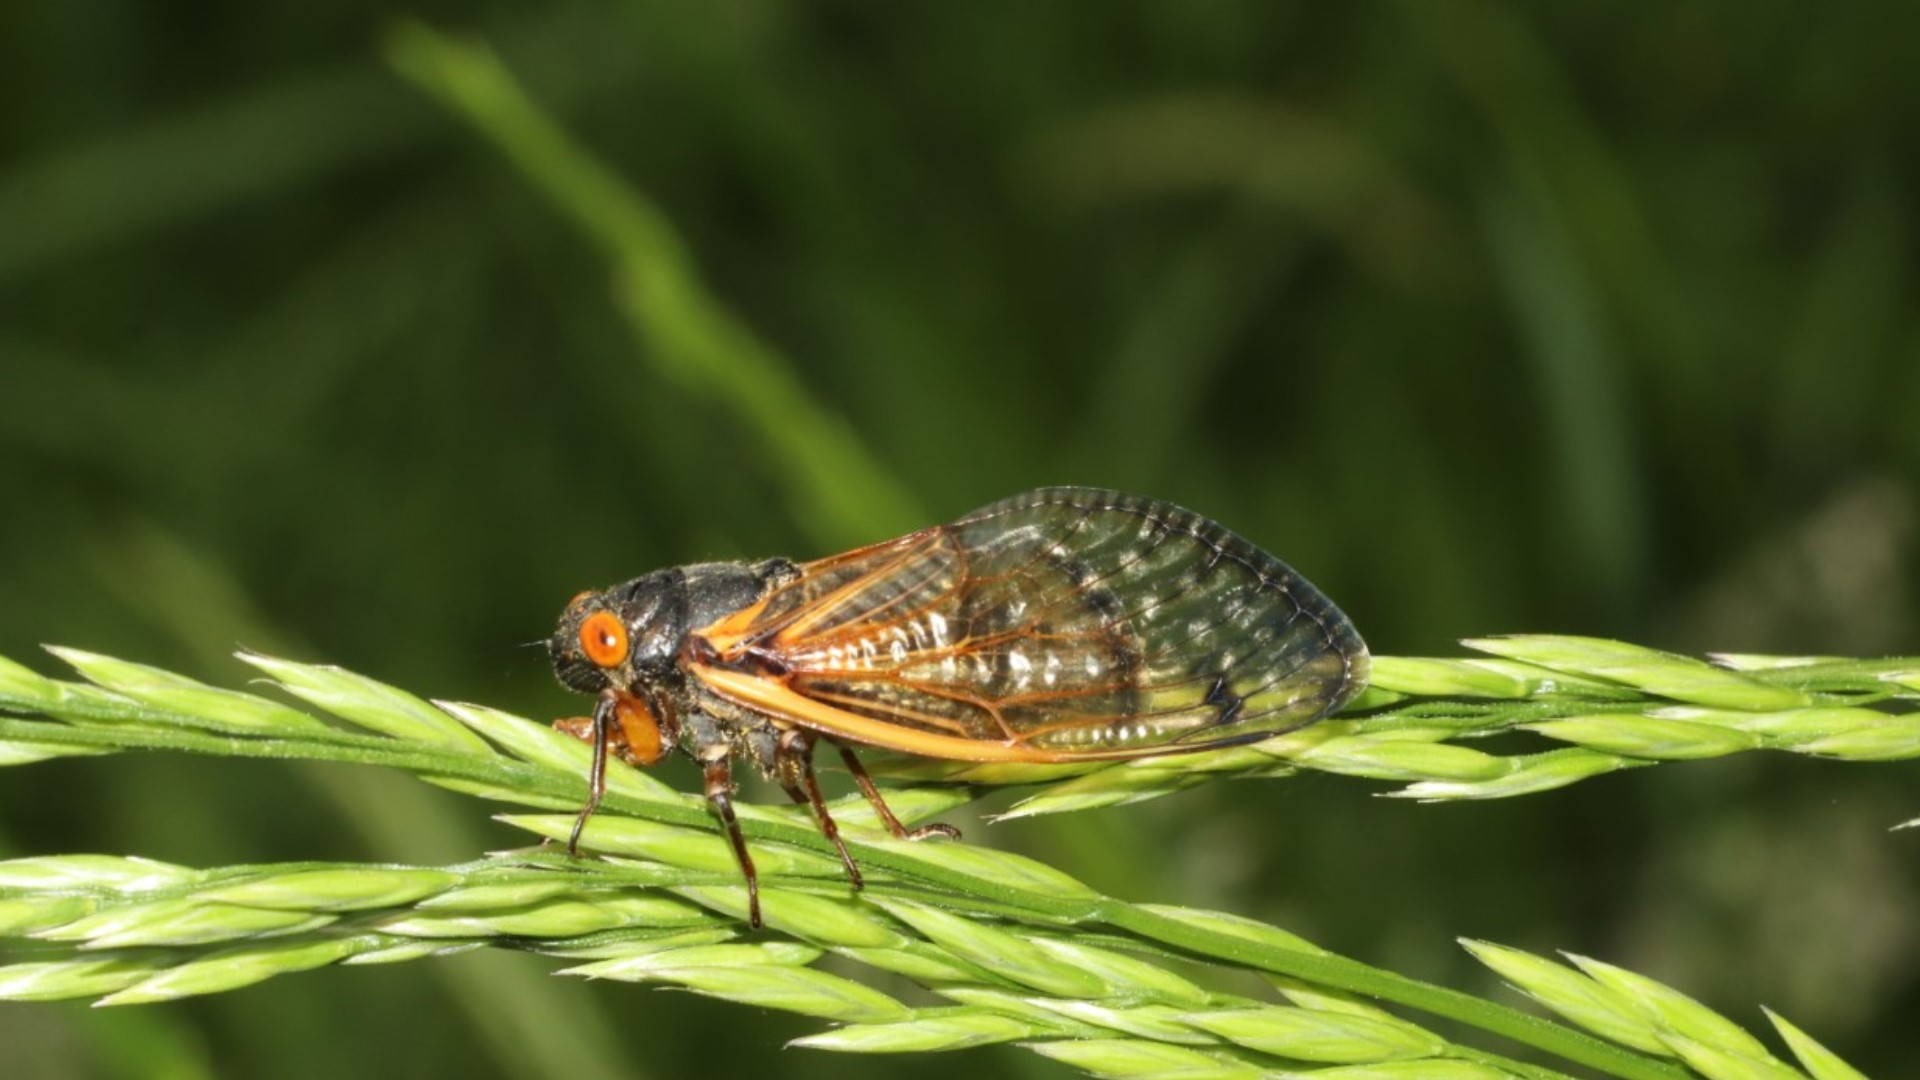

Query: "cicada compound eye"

xmin=578 ymin=610 xmax=631 ymax=668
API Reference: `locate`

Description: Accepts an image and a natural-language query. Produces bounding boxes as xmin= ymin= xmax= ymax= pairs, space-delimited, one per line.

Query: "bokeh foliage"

xmin=1 ymin=2 xmax=1916 ymax=1077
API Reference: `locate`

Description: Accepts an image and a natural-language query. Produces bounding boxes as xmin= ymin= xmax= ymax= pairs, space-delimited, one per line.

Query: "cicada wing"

xmin=695 ymin=487 xmax=1368 ymax=761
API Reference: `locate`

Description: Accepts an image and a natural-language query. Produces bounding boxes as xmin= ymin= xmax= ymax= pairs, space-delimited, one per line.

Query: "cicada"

xmin=550 ymin=487 xmax=1368 ymax=925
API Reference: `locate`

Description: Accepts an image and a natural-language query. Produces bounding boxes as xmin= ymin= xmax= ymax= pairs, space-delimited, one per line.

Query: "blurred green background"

xmin=3 ymin=2 xmax=1917 ymax=1077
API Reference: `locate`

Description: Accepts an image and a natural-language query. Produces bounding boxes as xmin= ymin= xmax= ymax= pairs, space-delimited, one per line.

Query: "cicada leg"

xmin=774 ymin=729 xmax=863 ymax=889
xmin=560 ymin=690 xmax=671 ymax=857
xmin=564 ymin=689 xmax=619 ymax=857
xmin=834 ymin=741 xmax=962 ymax=843
xmin=700 ymin=750 xmax=761 ymax=929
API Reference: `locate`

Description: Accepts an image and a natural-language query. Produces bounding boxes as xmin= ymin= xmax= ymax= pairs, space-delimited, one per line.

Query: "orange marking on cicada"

xmin=693 ymin=593 xmax=775 ymax=656
xmin=693 ymin=665 xmax=1143 ymax=762
xmin=553 ymin=691 xmax=667 ymax=768
xmin=787 ymin=685 xmax=978 ymax=737
xmin=611 ymin=691 xmax=668 ymax=765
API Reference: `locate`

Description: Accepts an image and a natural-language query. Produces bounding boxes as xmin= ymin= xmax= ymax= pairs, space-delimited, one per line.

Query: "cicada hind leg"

xmin=831 ymin=741 xmax=961 ymax=844
xmin=774 ymin=729 xmax=862 ymax=890
xmin=700 ymin=730 xmax=965 ymax=931
xmin=771 ymin=731 xmax=963 ymax=898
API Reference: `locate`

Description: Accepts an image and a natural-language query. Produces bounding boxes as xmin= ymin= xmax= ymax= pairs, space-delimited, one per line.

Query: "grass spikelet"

xmin=1182 ymin=1005 xmax=1451 ymax=1063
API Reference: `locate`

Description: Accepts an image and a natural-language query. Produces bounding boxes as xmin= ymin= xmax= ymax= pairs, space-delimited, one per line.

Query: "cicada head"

xmin=549 ymin=570 xmax=691 ymax=695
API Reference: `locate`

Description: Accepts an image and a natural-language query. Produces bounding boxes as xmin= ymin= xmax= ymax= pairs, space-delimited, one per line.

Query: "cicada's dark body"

xmin=550 ymin=487 xmax=1368 ymax=925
